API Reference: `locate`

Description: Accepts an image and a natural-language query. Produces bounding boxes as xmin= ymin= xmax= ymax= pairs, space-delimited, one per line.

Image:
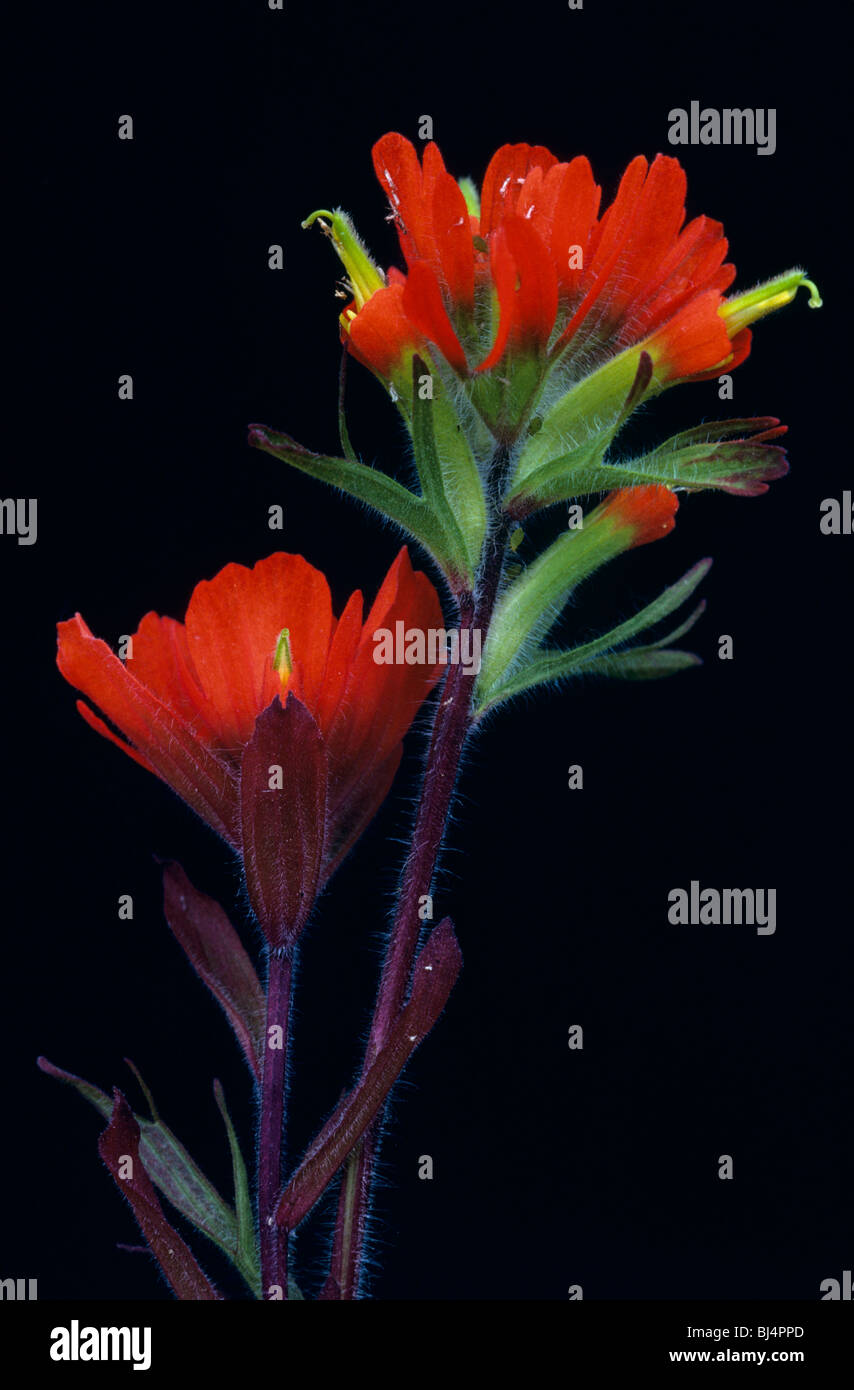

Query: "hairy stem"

xmin=329 ymin=478 xmax=515 ymax=1297
xmin=366 ymin=590 xmax=475 ymax=1060
xmin=258 ymin=947 xmax=293 ymax=1298
xmin=321 ymin=1137 xmax=372 ymax=1300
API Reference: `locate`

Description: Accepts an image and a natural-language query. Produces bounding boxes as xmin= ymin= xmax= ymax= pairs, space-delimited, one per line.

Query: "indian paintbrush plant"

xmin=45 ymin=131 xmax=819 ymax=1299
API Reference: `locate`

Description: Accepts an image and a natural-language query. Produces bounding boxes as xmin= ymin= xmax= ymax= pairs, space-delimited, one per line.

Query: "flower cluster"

xmin=308 ymin=133 xmax=818 ymax=443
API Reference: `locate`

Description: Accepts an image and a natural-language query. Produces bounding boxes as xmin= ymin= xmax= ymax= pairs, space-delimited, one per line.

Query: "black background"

xmin=6 ymin=0 xmax=851 ymax=1301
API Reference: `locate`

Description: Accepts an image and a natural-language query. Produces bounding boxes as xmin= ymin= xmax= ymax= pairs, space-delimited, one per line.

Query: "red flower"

xmin=597 ymin=485 xmax=680 ymax=548
xmin=57 ymin=548 xmax=444 ymax=889
xmin=336 ymin=133 xmax=788 ymax=389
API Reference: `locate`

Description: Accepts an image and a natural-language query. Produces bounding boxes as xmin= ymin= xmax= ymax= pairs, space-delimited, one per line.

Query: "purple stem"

xmin=318 ymin=1138 xmax=371 ymax=1299
xmin=331 ymin=502 xmax=514 ymax=1297
xmin=366 ymin=590 xmax=476 ymax=1061
xmin=258 ymin=946 xmax=293 ymax=1298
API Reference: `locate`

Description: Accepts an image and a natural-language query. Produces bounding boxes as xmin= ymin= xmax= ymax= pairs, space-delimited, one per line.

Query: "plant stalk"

xmin=329 ymin=485 xmax=515 ymax=1296
xmin=258 ymin=946 xmax=293 ymax=1298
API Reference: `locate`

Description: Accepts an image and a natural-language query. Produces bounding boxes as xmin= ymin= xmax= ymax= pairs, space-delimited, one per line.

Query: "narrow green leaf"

xmin=411 ymin=356 xmax=479 ymax=577
xmin=422 ymin=368 xmax=488 ymax=571
xmin=509 ymin=417 xmax=788 ymax=512
xmin=475 ymin=559 xmax=711 ymax=711
xmin=647 ymin=418 xmax=784 ymax=455
xmin=646 ymin=600 xmax=706 ymax=649
xmin=476 ymin=508 xmax=634 ymax=697
xmin=138 ymin=1117 xmax=239 ymax=1267
xmin=509 ymin=344 xmax=645 ymax=488
xmin=507 ymin=444 xmax=615 ymax=513
xmin=124 ymin=1058 xmax=161 ymax=1123
xmin=578 ymin=647 xmax=702 ymax=680
xmin=249 ymin=423 xmax=470 ymax=587
xmin=214 ymin=1079 xmax=260 ymax=1297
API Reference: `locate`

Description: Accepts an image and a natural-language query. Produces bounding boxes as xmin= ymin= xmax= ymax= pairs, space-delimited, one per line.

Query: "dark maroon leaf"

xmin=98 ymin=1090 xmax=223 ymax=1300
xmin=161 ymin=861 xmax=265 ymax=1083
xmin=239 ymin=696 xmax=328 ymax=951
xmin=621 ymin=349 xmax=654 ymax=418
xmin=276 ymin=917 xmax=462 ymax=1232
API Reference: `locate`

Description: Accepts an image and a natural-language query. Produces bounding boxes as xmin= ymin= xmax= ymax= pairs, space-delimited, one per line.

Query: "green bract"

xmin=249 ymin=424 xmax=479 ymax=592
xmin=475 ymin=503 xmax=639 ymax=700
xmin=474 ymin=559 xmax=711 ymax=714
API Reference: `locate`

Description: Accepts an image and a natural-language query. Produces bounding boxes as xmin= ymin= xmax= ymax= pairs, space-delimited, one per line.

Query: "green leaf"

xmin=475 ymin=506 xmax=636 ymax=698
xmin=508 ymin=415 xmax=788 ymax=513
xmin=647 ymin=417 xmax=783 ymax=454
xmin=39 ymin=1057 xmax=245 ymax=1283
xmin=411 ymin=356 xmax=486 ymax=575
xmin=506 ymin=440 xmax=615 ymax=513
xmin=509 ymin=345 xmax=648 ymax=491
xmin=645 ymin=601 xmax=706 ymax=650
xmin=213 ymin=1080 xmax=261 ymax=1297
xmin=475 ymin=559 xmax=710 ymax=712
xmin=577 ymin=647 xmax=702 ymax=680
xmin=249 ymin=423 xmax=472 ymax=588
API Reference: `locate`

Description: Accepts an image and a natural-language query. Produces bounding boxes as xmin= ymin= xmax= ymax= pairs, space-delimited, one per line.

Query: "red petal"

xmin=347 ymin=282 xmax=418 ymax=377
xmin=372 ymin=132 xmax=430 ymax=267
xmin=57 ymin=615 xmax=238 ymax=844
xmin=504 ymin=217 xmax=559 ymax=345
xmin=479 ymin=143 xmax=559 ymax=237
xmin=75 ymin=699 xmax=157 ymax=774
xmin=477 ymin=226 xmax=517 ymax=371
xmin=325 ymin=548 xmax=444 ymax=803
xmin=478 ymin=217 xmax=558 ymax=371
xmin=431 ymin=168 xmax=475 ymax=308
xmin=315 ymin=588 xmax=363 ymax=735
xmin=596 ymin=155 xmax=688 ymax=326
xmin=130 ymin=612 xmax=216 ymax=738
xmin=402 ymin=262 xmax=468 ymax=373
xmin=550 ymin=156 xmax=650 ymax=353
xmin=646 ymin=289 xmax=734 ymax=381
xmin=633 ymin=216 xmax=733 ymax=339
xmin=515 ymin=165 xmax=547 ymax=221
xmin=688 ymin=327 xmax=752 ymax=383
xmin=585 ymin=154 xmax=649 ymax=276
xmin=548 ymin=157 xmax=601 ymax=296
xmin=599 ymin=485 xmax=679 ymax=548
xmin=184 ymin=553 xmax=334 ymax=748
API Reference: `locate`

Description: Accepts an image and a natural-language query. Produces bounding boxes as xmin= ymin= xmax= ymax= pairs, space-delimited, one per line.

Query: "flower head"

xmin=57 ymin=548 xmax=444 ymax=900
xmin=311 ymin=133 xmax=817 ymax=436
